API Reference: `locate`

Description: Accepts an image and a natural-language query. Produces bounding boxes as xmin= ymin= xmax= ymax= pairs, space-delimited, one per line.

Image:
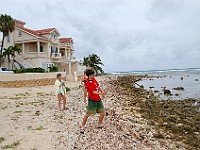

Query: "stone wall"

xmin=0 ymin=72 xmax=74 ymax=88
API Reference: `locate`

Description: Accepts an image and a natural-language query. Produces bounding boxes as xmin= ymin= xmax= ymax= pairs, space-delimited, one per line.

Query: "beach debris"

xmin=181 ymin=77 xmax=183 ymax=80
xmin=173 ymin=87 xmax=185 ymax=91
xmin=195 ymin=79 xmax=199 ymax=81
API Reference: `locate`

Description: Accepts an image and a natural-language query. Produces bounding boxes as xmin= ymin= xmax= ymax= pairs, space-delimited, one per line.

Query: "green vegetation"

xmin=0 ymin=14 xmax=15 ymax=67
xmin=3 ymin=45 xmax=21 ymax=69
xmin=14 ymin=110 xmax=22 ymax=113
xmin=33 ymin=125 xmax=45 ymax=131
xmin=1 ymin=140 xmax=20 ymax=149
xmin=83 ymin=54 xmax=104 ymax=75
xmin=0 ymin=137 xmax=5 ymax=143
xmin=15 ymin=67 xmax=45 ymax=73
xmin=48 ymin=66 xmax=58 ymax=72
xmin=65 ymin=87 xmax=70 ymax=92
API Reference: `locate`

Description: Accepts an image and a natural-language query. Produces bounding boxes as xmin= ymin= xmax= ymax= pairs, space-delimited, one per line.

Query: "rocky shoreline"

xmin=112 ymin=75 xmax=200 ymax=149
xmin=0 ymin=75 xmax=199 ymax=149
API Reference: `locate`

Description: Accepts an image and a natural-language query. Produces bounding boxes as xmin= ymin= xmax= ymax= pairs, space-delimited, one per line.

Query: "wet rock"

xmin=173 ymin=87 xmax=184 ymax=91
xmin=149 ymin=87 xmax=155 ymax=89
xmin=195 ymin=79 xmax=199 ymax=81
xmin=154 ymin=90 xmax=159 ymax=93
xmin=163 ymin=89 xmax=171 ymax=95
xmin=175 ymin=93 xmax=181 ymax=96
xmin=181 ymin=77 xmax=183 ymax=80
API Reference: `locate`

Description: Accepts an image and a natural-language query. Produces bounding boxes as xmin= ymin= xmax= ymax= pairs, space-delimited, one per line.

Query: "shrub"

xmin=48 ymin=66 xmax=58 ymax=72
xmin=65 ymin=87 xmax=70 ymax=92
xmin=15 ymin=67 xmax=45 ymax=73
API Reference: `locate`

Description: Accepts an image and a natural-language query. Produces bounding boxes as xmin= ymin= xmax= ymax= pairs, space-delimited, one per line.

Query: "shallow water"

xmin=137 ymin=71 xmax=200 ymax=100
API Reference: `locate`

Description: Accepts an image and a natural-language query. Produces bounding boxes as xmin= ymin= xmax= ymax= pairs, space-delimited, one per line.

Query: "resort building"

xmin=2 ymin=19 xmax=80 ymax=75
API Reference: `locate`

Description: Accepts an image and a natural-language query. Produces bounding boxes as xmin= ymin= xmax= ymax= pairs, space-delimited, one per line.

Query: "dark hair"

xmin=57 ymin=73 xmax=62 ymax=78
xmin=86 ymin=69 xmax=95 ymax=77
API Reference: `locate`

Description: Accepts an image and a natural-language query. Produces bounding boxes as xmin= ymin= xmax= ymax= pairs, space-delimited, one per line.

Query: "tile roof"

xmin=35 ymin=28 xmax=55 ymax=34
xmin=35 ymin=28 xmax=60 ymax=36
xmin=59 ymin=38 xmax=73 ymax=43
xmin=16 ymin=26 xmax=47 ymax=39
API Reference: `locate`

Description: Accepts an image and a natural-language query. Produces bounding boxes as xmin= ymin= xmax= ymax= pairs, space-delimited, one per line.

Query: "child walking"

xmin=55 ymin=73 xmax=67 ymax=111
xmin=81 ymin=69 xmax=106 ymax=133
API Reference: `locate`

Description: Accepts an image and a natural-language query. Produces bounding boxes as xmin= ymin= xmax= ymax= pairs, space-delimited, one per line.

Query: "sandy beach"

xmin=0 ymin=75 xmax=194 ymax=150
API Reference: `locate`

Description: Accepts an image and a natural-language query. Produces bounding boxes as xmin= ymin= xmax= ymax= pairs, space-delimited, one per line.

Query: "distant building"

xmin=2 ymin=19 xmax=82 ymax=75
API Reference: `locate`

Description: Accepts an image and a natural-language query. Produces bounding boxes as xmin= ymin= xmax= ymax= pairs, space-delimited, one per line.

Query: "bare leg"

xmin=83 ymin=87 xmax=87 ymax=103
xmin=57 ymin=94 xmax=62 ymax=111
xmin=62 ymin=95 xmax=66 ymax=110
xmin=98 ymin=112 xmax=105 ymax=127
xmin=82 ymin=114 xmax=90 ymax=127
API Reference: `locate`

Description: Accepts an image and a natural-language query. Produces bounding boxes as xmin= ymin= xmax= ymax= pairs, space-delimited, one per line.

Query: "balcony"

xmin=51 ymin=53 xmax=62 ymax=59
xmin=70 ymin=56 xmax=76 ymax=60
xmin=23 ymin=52 xmax=47 ymax=58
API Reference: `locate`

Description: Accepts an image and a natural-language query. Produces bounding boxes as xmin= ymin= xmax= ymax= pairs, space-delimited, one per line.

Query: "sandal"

xmin=80 ymin=127 xmax=85 ymax=134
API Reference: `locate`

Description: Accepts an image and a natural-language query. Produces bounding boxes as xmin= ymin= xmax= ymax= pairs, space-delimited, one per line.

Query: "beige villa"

xmin=2 ymin=19 xmax=82 ymax=75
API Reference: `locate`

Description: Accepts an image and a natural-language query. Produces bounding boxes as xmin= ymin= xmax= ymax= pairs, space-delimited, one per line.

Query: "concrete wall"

xmin=25 ymin=58 xmax=53 ymax=68
xmin=0 ymin=72 xmax=74 ymax=88
xmin=0 ymin=72 xmax=66 ymax=81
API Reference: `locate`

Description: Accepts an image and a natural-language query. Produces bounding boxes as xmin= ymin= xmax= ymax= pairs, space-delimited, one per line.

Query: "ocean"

xmin=112 ymin=68 xmax=200 ymax=100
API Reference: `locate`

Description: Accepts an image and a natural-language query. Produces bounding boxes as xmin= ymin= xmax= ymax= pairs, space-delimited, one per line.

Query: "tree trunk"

xmin=0 ymin=35 xmax=5 ymax=55
xmin=12 ymin=57 xmax=15 ymax=70
xmin=0 ymin=35 xmax=5 ymax=67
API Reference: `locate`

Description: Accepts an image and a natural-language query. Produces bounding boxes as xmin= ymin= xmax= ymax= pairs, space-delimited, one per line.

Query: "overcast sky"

xmin=1 ymin=0 xmax=200 ymax=72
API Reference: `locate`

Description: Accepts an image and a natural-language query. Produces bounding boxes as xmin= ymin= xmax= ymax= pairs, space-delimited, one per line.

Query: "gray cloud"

xmin=1 ymin=0 xmax=200 ymax=72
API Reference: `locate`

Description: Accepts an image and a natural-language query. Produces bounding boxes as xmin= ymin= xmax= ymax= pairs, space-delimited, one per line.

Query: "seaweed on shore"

xmin=114 ymin=75 xmax=200 ymax=149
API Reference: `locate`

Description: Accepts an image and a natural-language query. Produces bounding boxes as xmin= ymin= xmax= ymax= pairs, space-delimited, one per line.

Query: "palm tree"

xmin=0 ymin=14 xmax=15 ymax=56
xmin=3 ymin=45 xmax=21 ymax=69
xmin=83 ymin=54 xmax=104 ymax=75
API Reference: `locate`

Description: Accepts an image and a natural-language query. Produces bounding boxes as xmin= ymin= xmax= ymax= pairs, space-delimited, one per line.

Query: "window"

xmin=18 ymin=31 xmax=22 ymax=37
xmin=40 ymin=46 xmax=43 ymax=52
xmin=7 ymin=34 xmax=10 ymax=42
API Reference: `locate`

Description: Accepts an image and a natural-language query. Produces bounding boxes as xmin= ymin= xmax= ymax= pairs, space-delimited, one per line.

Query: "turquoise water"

xmin=136 ymin=69 xmax=200 ymax=100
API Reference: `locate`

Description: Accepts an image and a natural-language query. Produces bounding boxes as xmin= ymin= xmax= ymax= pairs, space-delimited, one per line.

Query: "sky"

xmin=0 ymin=0 xmax=200 ymax=72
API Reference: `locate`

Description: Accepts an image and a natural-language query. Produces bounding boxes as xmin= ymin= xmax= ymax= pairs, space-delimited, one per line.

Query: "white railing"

xmin=25 ymin=52 xmax=47 ymax=58
xmin=70 ymin=56 xmax=76 ymax=60
xmin=51 ymin=53 xmax=62 ymax=59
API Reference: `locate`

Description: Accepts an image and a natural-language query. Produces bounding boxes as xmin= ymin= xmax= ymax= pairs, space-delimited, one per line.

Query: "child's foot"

xmin=80 ymin=127 xmax=85 ymax=134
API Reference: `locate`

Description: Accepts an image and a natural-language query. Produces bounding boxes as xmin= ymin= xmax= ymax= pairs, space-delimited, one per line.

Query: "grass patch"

xmin=33 ymin=125 xmax=45 ymax=131
xmin=65 ymin=87 xmax=71 ymax=92
xmin=1 ymin=140 xmax=20 ymax=149
xmin=14 ymin=110 xmax=23 ymax=113
xmin=1 ymin=106 xmax=8 ymax=110
xmin=0 ymin=137 xmax=5 ymax=143
xmin=31 ymin=147 xmax=38 ymax=150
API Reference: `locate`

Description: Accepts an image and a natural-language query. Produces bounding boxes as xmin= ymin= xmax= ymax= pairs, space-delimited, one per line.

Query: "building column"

xmin=47 ymin=42 xmax=50 ymax=58
xmin=22 ymin=43 xmax=25 ymax=56
xmin=67 ymin=49 xmax=71 ymax=59
xmin=65 ymin=48 xmax=67 ymax=59
xmin=37 ymin=41 xmax=40 ymax=56
xmin=68 ymin=62 xmax=72 ymax=75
